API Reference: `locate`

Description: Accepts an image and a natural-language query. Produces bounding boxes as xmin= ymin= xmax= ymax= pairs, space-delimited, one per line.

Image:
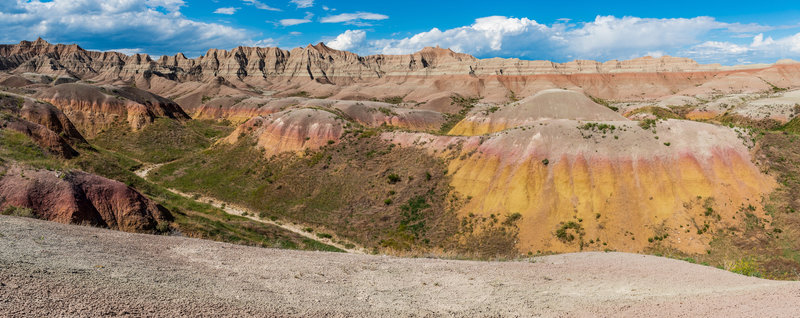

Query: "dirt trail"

xmin=134 ymin=163 xmax=365 ymax=254
xmin=2 ymin=215 xmax=799 ymax=317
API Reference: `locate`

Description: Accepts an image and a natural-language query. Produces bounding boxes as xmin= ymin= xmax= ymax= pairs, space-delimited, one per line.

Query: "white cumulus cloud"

xmin=279 ymin=12 xmax=313 ymax=27
xmin=214 ymin=7 xmax=238 ymax=15
xmin=682 ymin=32 xmax=800 ymax=64
xmin=290 ymin=0 xmax=314 ymax=8
xmin=320 ymin=12 xmax=388 ymax=25
xmin=324 ymin=15 xmax=797 ymax=64
xmin=280 ymin=18 xmax=311 ymax=26
xmin=243 ymin=0 xmax=281 ymax=11
xmin=0 ymin=0 xmax=253 ymax=56
xmin=326 ymin=29 xmax=366 ymax=51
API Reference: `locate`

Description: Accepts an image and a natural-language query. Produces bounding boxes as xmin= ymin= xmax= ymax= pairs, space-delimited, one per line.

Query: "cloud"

xmin=326 ymin=29 xmax=366 ymax=51
xmin=320 ymin=12 xmax=388 ymax=25
xmin=367 ymin=16 xmax=555 ymax=56
xmin=681 ymin=32 xmax=800 ymax=64
xmin=145 ymin=0 xmax=185 ymax=12
xmin=290 ymin=0 xmax=314 ymax=8
xmin=328 ymin=15 xmax=794 ymax=64
xmin=245 ymin=38 xmax=278 ymax=47
xmin=0 ymin=0 xmax=253 ymax=56
xmin=279 ymin=12 xmax=313 ymax=26
xmin=280 ymin=19 xmax=311 ymax=26
xmin=242 ymin=0 xmax=281 ymax=11
xmin=564 ymin=16 xmax=725 ymax=59
xmin=214 ymin=7 xmax=238 ymax=15
xmin=106 ymin=48 xmax=143 ymax=56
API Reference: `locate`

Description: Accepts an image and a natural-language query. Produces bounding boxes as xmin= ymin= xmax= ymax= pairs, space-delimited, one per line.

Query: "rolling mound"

xmin=1 ymin=92 xmax=85 ymax=158
xmin=304 ymin=99 xmax=445 ymax=131
xmin=35 ymin=83 xmax=189 ymax=137
xmin=0 ymin=165 xmax=170 ymax=232
xmin=2 ymin=216 xmax=799 ymax=317
xmin=449 ymin=89 xmax=627 ymax=135
xmin=384 ymin=119 xmax=773 ymax=254
xmin=191 ymin=96 xmax=445 ymax=131
xmin=223 ymin=108 xmax=345 ymax=157
xmin=0 ymin=74 xmax=34 ymax=88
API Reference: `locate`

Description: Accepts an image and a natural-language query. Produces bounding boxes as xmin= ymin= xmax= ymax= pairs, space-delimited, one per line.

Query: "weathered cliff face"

xmin=0 ymin=165 xmax=171 ymax=232
xmin=0 ymin=39 xmax=755 ymax=81
xmin=384 ymin=119 xmax=773 ymax=254
xmin=4 ymin=39 xmax=799 ymax=108
xmin=0 ymin=92 xmax=86 ymax=158
xmin=34 ymin=83 xmax=190 ymax=137
xmin=0 ymin=39 xmax=788 ymax=256
xmin=223 ymin=108 xmax=345 ymax=157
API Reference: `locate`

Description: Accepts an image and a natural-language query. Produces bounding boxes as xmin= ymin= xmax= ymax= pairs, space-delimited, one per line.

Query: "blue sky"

xmin=2 ymin=0 xmax=800 ymax=65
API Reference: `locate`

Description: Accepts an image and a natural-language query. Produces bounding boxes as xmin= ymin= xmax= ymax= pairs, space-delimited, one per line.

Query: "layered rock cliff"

xmin=34 ymin=83 xmax=190 ymax=137
xmin=4 ymin=39 xmax=797 ymax=105
xmin=0 ymin=92 xmax=86 ymax=158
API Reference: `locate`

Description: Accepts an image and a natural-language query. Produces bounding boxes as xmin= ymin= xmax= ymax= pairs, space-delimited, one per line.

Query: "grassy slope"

xmin=148 ymin=127 xmax=523 ymax=258
xmin=90 ymin=118 xmax=233 ymax=163
xmin=149 ymin=134 xmax=463 ymax=253
xmin=0 ymin=125 xmax=341 ymax=252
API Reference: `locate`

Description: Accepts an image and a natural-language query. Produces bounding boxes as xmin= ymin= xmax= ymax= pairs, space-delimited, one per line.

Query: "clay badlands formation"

xmin=2 ymin=38 xmax=800 ymax=271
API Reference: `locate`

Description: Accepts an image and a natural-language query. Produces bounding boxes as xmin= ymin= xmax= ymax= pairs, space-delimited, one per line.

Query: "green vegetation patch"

xmin=589 ymin=96 xmax=619 ymax=112
xmin=438 ymin=94 xmax=481 ymax=134
xmin=0 ymin=128 xmax=339 ymax=252
xmin=626 ymin=106 xmax=683 ymax=120
xmin=150 ymin=134 xmax=459 ymax=254
xmin=91 ymin=118 xmax=233 ymax=163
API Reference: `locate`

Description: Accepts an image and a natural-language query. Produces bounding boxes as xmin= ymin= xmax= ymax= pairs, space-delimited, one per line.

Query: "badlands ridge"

xmin=1 ymin=39 xmax=800 ymax=260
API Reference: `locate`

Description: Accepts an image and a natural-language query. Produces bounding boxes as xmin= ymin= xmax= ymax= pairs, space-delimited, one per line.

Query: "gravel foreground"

xmin=1 ymin=216 xmax=800 ymax=317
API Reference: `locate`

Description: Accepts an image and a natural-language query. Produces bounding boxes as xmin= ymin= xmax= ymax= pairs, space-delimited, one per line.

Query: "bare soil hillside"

xmin=2 ymin=216 xmax=799 ymax=317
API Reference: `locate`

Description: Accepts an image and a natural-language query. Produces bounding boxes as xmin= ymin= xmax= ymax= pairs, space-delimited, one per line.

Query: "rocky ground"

xmin=2 ymin=215 xmax=799 ymax=317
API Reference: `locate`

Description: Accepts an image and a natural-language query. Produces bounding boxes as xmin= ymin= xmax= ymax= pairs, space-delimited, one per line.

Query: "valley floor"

xmin=1 ymin=215 xmax=799 ymax=317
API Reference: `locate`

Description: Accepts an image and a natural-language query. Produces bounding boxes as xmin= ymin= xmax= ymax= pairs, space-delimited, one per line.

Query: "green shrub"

xmin=503 ymin=212 xmax=522 ymax=226
xmin=387 ymin=173 xmax=401 ymax=184
xmin=1 ymin=206 xmax=35 ymax=218
xmin=556 ymin=221 xmax=582 ymax=242
xmin=727 ymin=257 xmax=762 ymax=277
xmin=639 ymin=119 xmax=658 ymax=130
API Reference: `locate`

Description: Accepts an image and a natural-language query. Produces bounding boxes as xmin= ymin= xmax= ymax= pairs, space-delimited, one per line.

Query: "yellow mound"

xmin=449 ymin=89 xmax=626 ymax=135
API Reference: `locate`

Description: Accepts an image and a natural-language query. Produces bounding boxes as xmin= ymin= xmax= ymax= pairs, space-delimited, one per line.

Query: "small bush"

xmin=155 ymin=222 xmax=170 ymax=233
xmin=727 ymin=257 xmax=762 ymax=277
xmin=387 ymin=173 xmax=401 ymax=184
xmin=503 ymin=212 xmax=522 ymax=226
xmin=384 ymin=198 xmax=393 ymax=205
xmin=556 ymin=221 xmax=583 ymax=242
xmin=639 ymin=119 xmax=658 ymax=130
xmin=316 ymin=233 xmax=333 ymax=239
xmin=1 ymin=206 xmax=35 ymax=218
